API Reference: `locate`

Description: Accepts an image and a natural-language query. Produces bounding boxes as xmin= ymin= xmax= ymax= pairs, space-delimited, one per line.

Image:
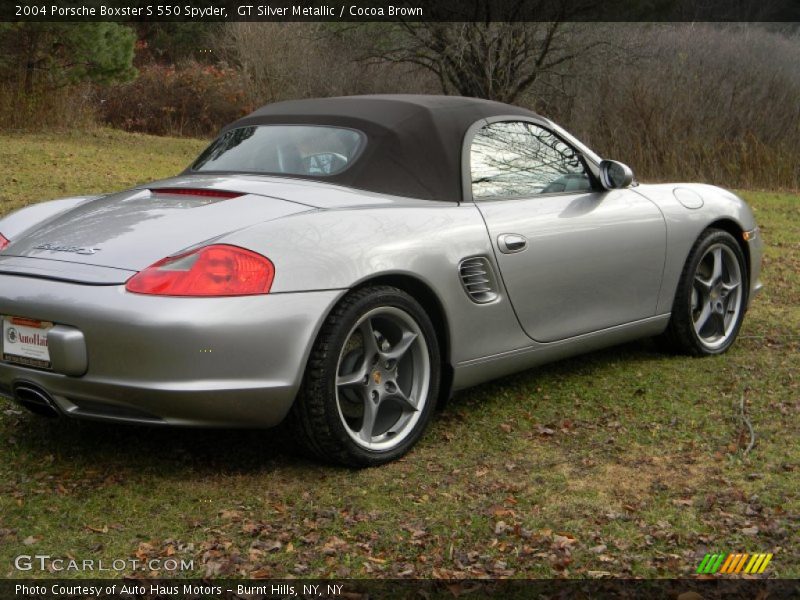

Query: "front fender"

xmin=634 ymin=183 xmax=761 ymax=314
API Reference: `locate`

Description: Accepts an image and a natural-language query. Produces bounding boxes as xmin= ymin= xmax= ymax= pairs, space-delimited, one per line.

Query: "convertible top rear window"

xmin=191 ymin=125 xmax=365 ymax=177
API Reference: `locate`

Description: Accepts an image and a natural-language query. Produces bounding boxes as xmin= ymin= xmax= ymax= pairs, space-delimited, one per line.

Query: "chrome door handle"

xmin=497 ymin=233 xmax=528 ymax=254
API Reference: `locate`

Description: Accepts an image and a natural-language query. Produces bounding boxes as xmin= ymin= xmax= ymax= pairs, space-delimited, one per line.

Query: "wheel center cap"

xmin=372 ymin=371 xmax=382 ymax=385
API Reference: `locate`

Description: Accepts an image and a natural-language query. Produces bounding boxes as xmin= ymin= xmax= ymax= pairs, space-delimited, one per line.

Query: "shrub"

xmin=98 ymin=61 xmax=251 ymax=137
xmin=543 ymin=24 xmax=800 ymax=190
xmin=0 ymin=84 xmax=95 ymax=132
xmin=219 ymin=23 xmax=438 ymax=104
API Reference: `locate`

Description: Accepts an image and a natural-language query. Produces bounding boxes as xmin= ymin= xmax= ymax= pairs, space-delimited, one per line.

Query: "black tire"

xmin=291 ymin=285 xmax=441 ymax=467
xmin=657 ymin=228 xmax=748 ymax=356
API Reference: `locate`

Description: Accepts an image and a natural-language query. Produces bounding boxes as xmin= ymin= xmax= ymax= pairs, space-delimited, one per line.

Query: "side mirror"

xmin=599 ymin=160 xmax=634 ymax=190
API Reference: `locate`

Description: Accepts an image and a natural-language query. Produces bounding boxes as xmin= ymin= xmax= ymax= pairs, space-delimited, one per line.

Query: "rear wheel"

xmin=658 ymin=229 xmax=747 ymax=355
xmin=291 ymin=286 xmax=440 ymax=467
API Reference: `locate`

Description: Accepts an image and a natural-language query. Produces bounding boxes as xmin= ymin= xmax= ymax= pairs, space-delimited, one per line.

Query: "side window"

xmin=470 ymin=121 xmax=592 ymax=199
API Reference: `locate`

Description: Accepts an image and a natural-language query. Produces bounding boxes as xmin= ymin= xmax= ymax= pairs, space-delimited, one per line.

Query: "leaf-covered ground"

xmin=0 ymin=130 xmax=797 ymax=579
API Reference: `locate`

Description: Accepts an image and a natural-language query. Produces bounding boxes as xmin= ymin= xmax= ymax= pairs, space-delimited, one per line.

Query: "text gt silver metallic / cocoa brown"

xmin=0 ymin=96 xmax=762 ymax=466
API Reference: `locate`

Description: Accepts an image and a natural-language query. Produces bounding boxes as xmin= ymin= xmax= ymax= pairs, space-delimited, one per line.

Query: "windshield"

xmin=191 ymin=125 xmax=365 ymax=177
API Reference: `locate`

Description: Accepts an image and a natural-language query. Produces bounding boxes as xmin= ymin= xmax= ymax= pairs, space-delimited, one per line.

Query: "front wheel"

xmin=658 ymin=228 xmax=748 ymax=356
xmin=291 ymin=286 xmax=440 ymax=467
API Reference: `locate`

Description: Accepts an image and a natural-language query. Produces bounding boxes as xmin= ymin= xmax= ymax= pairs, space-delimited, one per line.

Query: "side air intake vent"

xmin=459 ymin=256 xmax=499 ymax=304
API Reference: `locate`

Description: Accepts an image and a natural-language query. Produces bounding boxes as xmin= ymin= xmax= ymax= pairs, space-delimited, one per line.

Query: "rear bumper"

xmin=0 ymin=273 xmax=343 ymax=427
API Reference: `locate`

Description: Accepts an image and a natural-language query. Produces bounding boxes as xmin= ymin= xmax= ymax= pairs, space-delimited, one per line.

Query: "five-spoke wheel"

xmin=335 ymin=306 xmax=430 ymax=451
xmin=292 ymin=286 xmax=440 ymax=466
xmin=659 ymin=228 xmax=748 ymax=355
xmin=691 ymin=243 xmax=743 ymax=350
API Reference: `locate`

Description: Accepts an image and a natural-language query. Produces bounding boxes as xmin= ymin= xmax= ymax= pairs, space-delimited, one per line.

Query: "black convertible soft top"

xmin=220 ymin=95 xmax=538 ymax=202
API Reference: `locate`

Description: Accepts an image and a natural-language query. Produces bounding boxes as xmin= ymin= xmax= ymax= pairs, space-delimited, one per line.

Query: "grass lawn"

xmin=0 ymin=129 xmax=797 ymax=579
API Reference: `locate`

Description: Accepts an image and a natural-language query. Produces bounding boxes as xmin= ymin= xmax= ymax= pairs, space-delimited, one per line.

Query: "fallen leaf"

xmin=135 ymin=542 xmax=154 ymax=561
xmin=553 ymin=534 xmax=577 ymax=547
xmin=85 ymin=525 xmax=109 ymax=534
xmin=249 ymin=567 xmax=271 ymax=579
xmin=262 ymin=540 xmax=282 ymax=552
xmin=742 ymin=526 xmax=759 ymax=535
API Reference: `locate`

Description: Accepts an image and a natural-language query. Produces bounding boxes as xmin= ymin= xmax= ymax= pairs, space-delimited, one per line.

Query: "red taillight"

xmin=125 ymin=245 xmax=274 ymax=297
xmin=149 ymin=188 xmax=241 ymax=199
xmin=0 ymin=233 xmax=9 ymax=251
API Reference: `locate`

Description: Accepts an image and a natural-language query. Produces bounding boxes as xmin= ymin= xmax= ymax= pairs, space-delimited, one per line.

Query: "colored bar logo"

xmin=696 ymin=552 xmax=773 ymax=574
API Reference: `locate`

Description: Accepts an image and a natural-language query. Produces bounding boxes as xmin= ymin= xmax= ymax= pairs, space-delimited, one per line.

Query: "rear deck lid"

xmin=1 ymin=186 xmax=310 ymax=277
xmin=0 ymin=256 xmax=134 ymax=285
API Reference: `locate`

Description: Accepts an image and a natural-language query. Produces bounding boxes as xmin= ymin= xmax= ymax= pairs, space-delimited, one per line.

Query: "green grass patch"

xmin=0 ymin=130 xmax=797 ymax=579
xmin=0 ymin=128 xmax=206 ymax=217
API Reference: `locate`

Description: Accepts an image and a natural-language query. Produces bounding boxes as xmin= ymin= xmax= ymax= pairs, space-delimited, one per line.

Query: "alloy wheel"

xmin=334 ymin=306 xmax=430 ymax=451
xmin=691 ymin=243 xmax=743 ymax=350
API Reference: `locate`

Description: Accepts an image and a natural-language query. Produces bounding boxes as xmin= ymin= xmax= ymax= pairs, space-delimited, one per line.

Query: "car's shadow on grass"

xmin=3 ymin=338 xmax=670 ymax=478
xmin=446 ymin=337 xmax=670 ymax=408
xmin=3 ymin=410 xmax=307 ymax=478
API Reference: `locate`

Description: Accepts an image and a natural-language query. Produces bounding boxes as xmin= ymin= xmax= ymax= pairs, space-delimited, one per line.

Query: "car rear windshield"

xmin=191 ymin=125 xmax=365 ymax=177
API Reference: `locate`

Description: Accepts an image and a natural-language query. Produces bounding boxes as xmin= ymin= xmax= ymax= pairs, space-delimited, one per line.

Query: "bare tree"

xmin=343 ymin=0 xmax=615 ymax=105
xmin=368 ymin=21 xmax=606 ymax=104
xmin=216 ymin=23 xmax=438 ymax=105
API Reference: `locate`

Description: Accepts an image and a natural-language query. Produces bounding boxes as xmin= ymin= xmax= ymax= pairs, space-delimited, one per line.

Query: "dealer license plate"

xmin=2 ymin=316 xmax=54 ymax=370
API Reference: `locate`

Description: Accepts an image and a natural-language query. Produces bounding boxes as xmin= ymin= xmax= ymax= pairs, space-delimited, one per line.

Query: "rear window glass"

xmin=191 ymin=125 xmax=365 ymax=177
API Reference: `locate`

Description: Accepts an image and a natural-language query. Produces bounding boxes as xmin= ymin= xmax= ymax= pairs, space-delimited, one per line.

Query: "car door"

xmin=470 ymin=119 xmax=666 ymax=342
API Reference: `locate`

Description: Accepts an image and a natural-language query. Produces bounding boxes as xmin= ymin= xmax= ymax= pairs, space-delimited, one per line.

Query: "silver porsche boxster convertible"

xmin=0 ymin=95 xmax=762 ymax=466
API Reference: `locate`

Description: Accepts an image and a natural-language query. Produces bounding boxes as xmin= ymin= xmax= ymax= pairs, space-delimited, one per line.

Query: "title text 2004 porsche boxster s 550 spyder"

xmin=0 ymin=95 xmax=762 ymax=466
